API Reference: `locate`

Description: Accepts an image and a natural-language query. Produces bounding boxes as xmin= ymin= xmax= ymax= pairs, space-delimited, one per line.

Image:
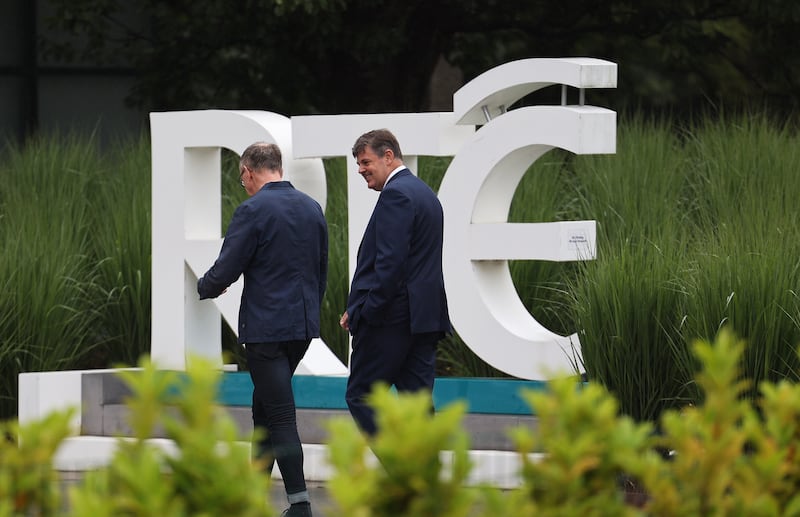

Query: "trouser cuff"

xmin=287 ymin=490 xmax=310 ymax=504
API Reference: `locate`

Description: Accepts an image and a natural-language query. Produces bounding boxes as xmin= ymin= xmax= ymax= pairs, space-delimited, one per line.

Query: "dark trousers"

xmin=246 ymin=340 xmax=309 ymax=499
xmin=345 ymin=323 xmax=439 ymax=436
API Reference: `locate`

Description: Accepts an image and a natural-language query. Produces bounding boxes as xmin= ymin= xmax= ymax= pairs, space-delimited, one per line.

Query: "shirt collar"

xmin=385 ymin=165 xmax=406 ymax=185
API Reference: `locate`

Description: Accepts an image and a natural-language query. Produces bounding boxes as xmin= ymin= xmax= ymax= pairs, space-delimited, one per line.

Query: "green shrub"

xmin=644 ymin=328 xmax=800 ymax=515
xmin=325 ymin=387 xmax=475 ymax=517
xmin=0 ymin=409 xmax=74 ymax=516
xmin=66 ymin=358 xmax=273 ymax=516
xmin=508 ymin=376 xmax=657 ymax=516
xmin=323 ymin=330 xmax=800 ymax=516
xmin=5 ymin=331 xmax=800 ymax=515
xmin=70 ymin=360 xmax=272 ymax=517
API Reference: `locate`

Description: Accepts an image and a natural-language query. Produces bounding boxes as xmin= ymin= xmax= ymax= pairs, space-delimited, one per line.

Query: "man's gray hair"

xmin=241 ymin=142 xmax=283 ymax=172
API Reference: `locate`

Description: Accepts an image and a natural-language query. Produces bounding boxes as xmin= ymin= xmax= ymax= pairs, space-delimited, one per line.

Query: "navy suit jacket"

xmin=197 ymin=181 xmax=328 ymax=344
xmin=346 ymin=169 xmax=450 ymax=335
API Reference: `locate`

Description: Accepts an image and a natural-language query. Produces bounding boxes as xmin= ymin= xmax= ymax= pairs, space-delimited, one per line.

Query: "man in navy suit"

xmin=339 ymin=129 xmax=450 ymax=436
xmin=198 ymin=142 xmax=327 ymax=517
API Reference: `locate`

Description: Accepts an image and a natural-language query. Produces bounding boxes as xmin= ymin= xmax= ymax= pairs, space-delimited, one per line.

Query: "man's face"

xmin=355 ymin=147 xmax=392 ymax=191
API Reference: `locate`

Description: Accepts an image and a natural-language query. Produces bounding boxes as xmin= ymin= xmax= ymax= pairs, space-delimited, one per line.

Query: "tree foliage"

xmin=42 ymin=0 xmax=800 ymax=118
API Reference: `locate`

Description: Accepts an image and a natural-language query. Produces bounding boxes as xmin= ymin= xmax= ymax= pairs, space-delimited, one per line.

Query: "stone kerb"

xmin=60 ymin=370 xmax=542 ymax=488
xmin=80 ymin=371 xmax=540 ymax=453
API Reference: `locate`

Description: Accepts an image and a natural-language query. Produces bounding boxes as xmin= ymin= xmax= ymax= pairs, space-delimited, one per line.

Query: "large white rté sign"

xmin=150 ymin=57 xmax=617 ymax=381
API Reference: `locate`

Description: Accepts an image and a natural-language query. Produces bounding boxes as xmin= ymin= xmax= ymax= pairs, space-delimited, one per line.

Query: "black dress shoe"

xmin=280 ymin=502 xmax=312 ymax=517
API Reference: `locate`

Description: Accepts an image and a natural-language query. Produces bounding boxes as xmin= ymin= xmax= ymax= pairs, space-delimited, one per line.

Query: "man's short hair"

xmin=241 ymin=142 xmax=283 ymax=172
xmin=352 ymin=129 xmax=403 ymax=161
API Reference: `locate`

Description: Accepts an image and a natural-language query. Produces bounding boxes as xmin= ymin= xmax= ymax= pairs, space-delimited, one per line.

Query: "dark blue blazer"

xmin=197 ymin=181 xmax=328 ymax=344
xmin=346 ymin=169 xmax=450 ymax=335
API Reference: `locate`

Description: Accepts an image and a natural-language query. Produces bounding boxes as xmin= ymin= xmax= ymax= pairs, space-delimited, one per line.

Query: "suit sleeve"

xmin=197 ymin=204 xmax=258 ymax=299
xmin=358 ymin=187 xmax=412 ymax=323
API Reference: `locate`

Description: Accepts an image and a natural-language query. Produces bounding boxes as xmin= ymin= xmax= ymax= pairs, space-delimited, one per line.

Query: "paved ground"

xmin=271 ymin=480 xmax=333 ymax=516
xmin=59 ymin=473 xmax=334 ymax=516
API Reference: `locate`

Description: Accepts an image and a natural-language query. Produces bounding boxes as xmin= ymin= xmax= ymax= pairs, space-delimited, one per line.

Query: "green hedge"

xmin=6 ymin=330 xmax=800 ymax=515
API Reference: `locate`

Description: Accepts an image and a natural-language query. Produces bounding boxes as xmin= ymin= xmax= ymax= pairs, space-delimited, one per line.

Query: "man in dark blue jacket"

xmin=198 ymin=142 xmax=327 ymax=517
xmin=339 ymin=129 xmax=450 ymax=436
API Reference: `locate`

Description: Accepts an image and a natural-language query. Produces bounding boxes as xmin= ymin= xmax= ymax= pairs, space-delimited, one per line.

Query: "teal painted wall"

xmin=218 ymin=373 xmax=547 ymax=415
